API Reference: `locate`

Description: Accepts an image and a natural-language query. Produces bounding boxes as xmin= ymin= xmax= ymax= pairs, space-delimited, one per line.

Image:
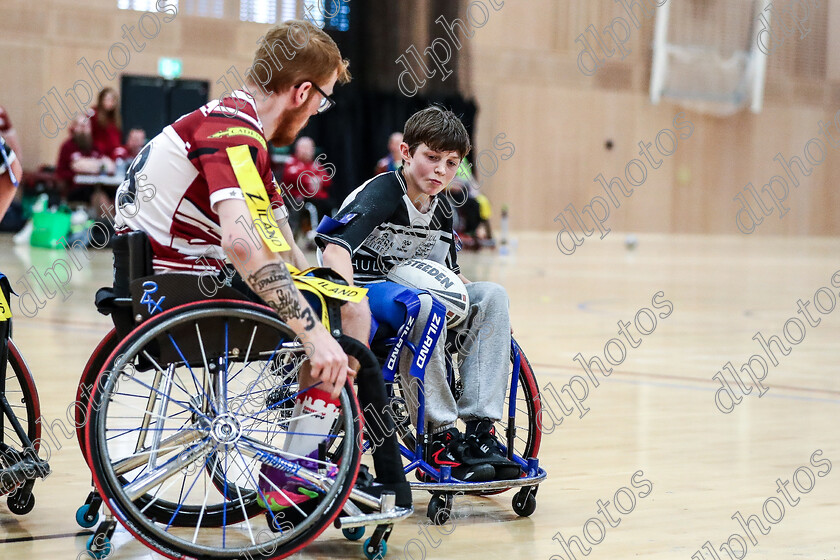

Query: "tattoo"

xmin=248 ymin=263 xmax=316 ymax=330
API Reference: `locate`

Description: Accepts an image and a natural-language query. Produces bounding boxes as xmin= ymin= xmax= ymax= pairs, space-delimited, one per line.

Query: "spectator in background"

xmin=447 ymin=160 xmax=494 ymax=249
xmin=374 ymin=132 xmax=402 ymax=175
xmin=57 ymin=114 xmax=114 ymax=208
xmin=125 ymin=128 xmax=147 ymax=159
xmin=91 ymin=87 xmax=127 ymax=160
xmin=281 ymin=136 xmax=334 ymax=242
xmin=0 ymin=105 xmax=23 ymax=166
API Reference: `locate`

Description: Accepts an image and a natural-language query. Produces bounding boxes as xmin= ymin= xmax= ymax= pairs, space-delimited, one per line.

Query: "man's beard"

xmin=269 ymin=104 xmax=309 ymax=147
xmin=74 ymin=133 xmax=93 ymax=153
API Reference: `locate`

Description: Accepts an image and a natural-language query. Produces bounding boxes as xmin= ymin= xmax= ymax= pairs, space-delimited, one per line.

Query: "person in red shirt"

xmin=91 ymin=88 xmax=127 ymax=160
xmin=124 ymin=128 xmax=147 ymax=159
xmin=56 ymin=114 xmax=115 ymax=204
xmin=113 ymin=20 xmax=409 ymax=512
xmin=374 ymin=132 xmax=403 ymax=175
xmin=281 ymin=136 xmax=335 ymax=239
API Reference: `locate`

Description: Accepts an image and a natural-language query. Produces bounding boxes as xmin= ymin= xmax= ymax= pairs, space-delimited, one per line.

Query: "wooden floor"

xmin=1 ymin=232 xmax=839 ymax=559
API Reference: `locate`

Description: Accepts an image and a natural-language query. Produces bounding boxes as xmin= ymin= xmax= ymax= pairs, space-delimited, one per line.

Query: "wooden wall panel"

xmin=469 ymin=0 xmax=840 ymax=236
xmin=2 ymin=0 xmax=839 ymax=236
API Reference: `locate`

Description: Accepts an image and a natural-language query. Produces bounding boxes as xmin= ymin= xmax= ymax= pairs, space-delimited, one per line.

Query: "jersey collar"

xmin=230 ymin=90 xmax=265 ymax=132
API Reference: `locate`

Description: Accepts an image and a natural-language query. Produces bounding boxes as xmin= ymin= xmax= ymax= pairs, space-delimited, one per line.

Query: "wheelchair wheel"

xmin=1 ymin=340 xmax=42 ymax=496
xmin=85 ymin=300 xmax=362 ymax=559
xmin=76 ymin=328 xmax=119 ymax=459
xmin=2 ymin=340 xmax=40 ymax=449
xmin=390 ymin=339 xmax=542 ymax=486
xmin=499 ymin=342 xmax=541 ymax=462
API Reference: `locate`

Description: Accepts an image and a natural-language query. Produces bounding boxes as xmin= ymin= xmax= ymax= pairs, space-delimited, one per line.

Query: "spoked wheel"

xmin=498 ymin=342 xmax=541 ymax=464
xmin=388 ymin=339 xmax=541 ymax=492
xmin=476 ymin=342 xmax=541 ymax=496
xmin=1 ymin=339 xmax=41 ymax=497
xmin=76 ymin=328 xmax=120 ymax=460
xmin=85 ymin=301 xmax=362 ymax=559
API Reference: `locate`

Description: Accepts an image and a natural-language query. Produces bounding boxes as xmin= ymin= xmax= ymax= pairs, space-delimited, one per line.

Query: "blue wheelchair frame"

xmin=366 ymin=281 xmax=546 ymax=520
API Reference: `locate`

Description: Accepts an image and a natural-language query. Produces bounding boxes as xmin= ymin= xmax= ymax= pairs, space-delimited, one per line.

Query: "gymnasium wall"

xmin=0 ymin=0 xmax=266 ymax=172
xmin=2 ymin=0 xmax=838 ymax=236
xmin=467 ymin=0 xmax=840 ymax=236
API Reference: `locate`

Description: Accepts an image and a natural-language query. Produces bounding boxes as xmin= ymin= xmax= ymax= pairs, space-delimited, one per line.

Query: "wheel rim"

xmin=86 ymin=302 xmax=361 ymax=559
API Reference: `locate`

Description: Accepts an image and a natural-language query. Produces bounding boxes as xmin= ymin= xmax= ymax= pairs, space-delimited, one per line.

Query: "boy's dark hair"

xmin=403 ymin=106 xmax=471 ymax=159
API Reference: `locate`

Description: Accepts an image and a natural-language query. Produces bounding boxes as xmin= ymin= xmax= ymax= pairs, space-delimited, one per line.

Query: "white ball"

xmin=387 ymin=258 xmax=470 ymax=327
xmin=625 ymin=234 xmax=638 ymax=250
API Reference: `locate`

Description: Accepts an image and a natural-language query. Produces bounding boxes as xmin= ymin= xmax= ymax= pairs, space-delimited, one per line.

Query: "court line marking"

xmin=532 ymin=363 xmax=840 ymax=402
xmin=0 ymin=530 xmax=91 ymax=544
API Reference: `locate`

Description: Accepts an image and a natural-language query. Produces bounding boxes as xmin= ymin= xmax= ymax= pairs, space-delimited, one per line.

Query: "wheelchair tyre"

xmin=2 ymin=340 xmax=41 ymax=447
xmin=76 ymin=328 xmax=120 ymax=460
xmin=1 ymin=340 xmax=41 ymax=497
xmin=85 ymin=300 xmax=362 ymax=559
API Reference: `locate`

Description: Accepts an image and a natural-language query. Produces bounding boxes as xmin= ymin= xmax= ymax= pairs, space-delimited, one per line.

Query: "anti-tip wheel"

xmin=86 ymin=534 xmax=113 ymax=559
xmin=75 ymin=504 xmax=99 ymax=528
xmin=512 ymin=488 xmax=537 ymax=517
xmin=7 ymin=490 xmax=35 ymax=515
xmin=363 ymin=536 xmax=387 ymax=560
xmin=343 ymin=526 xmax=365 ymax=541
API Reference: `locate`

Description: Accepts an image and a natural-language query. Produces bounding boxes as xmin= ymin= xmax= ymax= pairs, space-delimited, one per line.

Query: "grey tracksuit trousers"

xmin=398 ymin=282 xmax=511 ymax=434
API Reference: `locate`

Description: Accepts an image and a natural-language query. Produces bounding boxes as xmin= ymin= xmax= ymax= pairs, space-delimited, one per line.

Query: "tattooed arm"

xmin=217 ymin=198 xmax=350 ymax=397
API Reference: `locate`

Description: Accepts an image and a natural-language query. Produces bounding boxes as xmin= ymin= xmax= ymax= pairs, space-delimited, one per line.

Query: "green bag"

xmin=31 ymin=208 xmax=72 ymax=249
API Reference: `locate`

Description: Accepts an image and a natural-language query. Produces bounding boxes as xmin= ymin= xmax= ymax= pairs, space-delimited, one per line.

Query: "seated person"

xmin=281 ymin=136 xmax=334 ymax=237
xmin=56 ymin=114 xmax=114 ymax=209
xmin=0 ymin=135 xmax=21 ymax=220
xmin=113 ymin=20 xmax=408 ymax=511
xmin=374 ymin=132 xmax=403 ymax=175
xmin=91 ymin=87 xmax=128 ymax=160
xmin=318 ymin=106 xmax=521 ymax=482
xmin=447 ymin=161 xmax=494 ymax=249
xmin=125 ymin=128 xmax=147 ymax=159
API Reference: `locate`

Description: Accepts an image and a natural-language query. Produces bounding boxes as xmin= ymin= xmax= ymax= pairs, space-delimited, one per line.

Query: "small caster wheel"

xmin=512 ymin=487 xmax=537 ymax=517
xmin=7 ymin=489 xmax=35 ymax=515
xmin=76 ymin=504 xmax=99 ymax=528
xmin=86 ymin=533 xmax=113 ymax=559
xmin=343 ymin=526 xmax=365 ymax=541
xmin=363 ymin=536 xmax=387 ymax=559
xmin=426 ymin=493 xmax=453 ymax=525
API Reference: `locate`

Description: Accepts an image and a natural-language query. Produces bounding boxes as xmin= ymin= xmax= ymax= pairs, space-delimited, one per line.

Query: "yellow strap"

xmin=294 ymin=283 xmax=330 ymax=327
xmin=0 ymin=290 xmax=11 ymax=321
xmin=226 ymin=145 xmax=290 ymax=252
xmin=285 ymin=263 xmax=368 ymax=303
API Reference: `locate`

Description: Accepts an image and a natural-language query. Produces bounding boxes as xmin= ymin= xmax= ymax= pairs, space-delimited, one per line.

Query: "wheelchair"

xmin=74 ymin=233 xmax=411 ymax=560
xmin=0 ymin=273 xmax=51 ymax=514
xmin=367 ymin=283 xmax=546 ymax=524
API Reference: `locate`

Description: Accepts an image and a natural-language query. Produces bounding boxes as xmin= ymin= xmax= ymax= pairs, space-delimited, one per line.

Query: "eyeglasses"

xmin=296 ymin=81 xmax=335 ymax=114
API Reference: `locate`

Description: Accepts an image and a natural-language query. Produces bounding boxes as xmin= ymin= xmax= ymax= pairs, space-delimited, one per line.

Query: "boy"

xmin=318 ymin=106 xmax=521 ymax=482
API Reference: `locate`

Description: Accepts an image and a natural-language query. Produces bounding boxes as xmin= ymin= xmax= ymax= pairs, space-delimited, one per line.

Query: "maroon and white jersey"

xmin=115 ymin=90 xmax=287 ymax=273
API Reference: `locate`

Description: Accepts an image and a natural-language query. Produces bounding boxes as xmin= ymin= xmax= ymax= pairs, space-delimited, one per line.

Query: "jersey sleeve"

xmin=315 ymin=179 xmax=399 ymax=255
xmin=182 ymin=114 xmax=277 ymax=213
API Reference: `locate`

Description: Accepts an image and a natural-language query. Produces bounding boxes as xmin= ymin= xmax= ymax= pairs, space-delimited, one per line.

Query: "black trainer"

xmin=466 ymin=419 xmax=523 ymax=481
xmin=427 ymin=428 xmax=495 ymax=482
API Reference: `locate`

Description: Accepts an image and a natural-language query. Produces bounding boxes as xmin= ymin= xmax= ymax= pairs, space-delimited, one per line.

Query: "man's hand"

xmin=299 ymin=326 xmax=355 ymax=398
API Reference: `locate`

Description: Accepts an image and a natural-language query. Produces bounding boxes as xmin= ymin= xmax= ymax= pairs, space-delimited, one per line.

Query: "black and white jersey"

xmin=316 ymin=168 xmax=459 ymax=285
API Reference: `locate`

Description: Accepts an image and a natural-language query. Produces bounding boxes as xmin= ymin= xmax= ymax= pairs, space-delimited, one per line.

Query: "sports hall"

xmin=1 ymin=1 xmax=838 ymax=559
